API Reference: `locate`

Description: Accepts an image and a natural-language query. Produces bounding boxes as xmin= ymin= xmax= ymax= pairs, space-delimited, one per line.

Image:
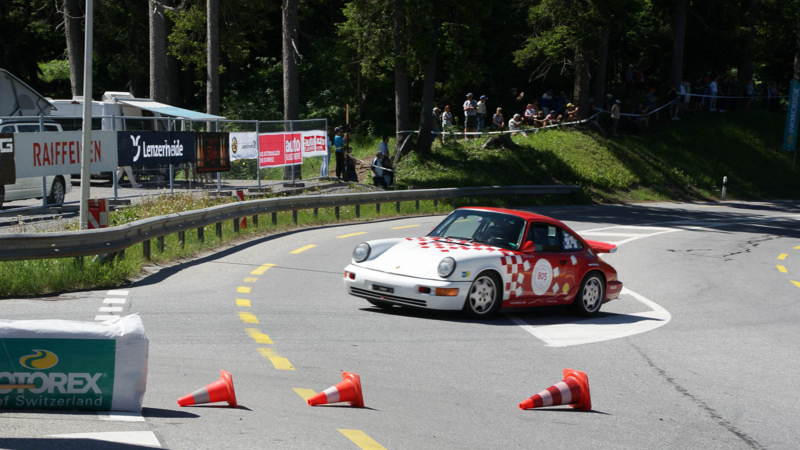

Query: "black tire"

xmin=463 ymin=272 xmax=502 ymax=319
xmin=366 ymin=299 xmax=394 ymax=309
xmin=572 ymin=272 xmax=605 ymax=317
xmin=47 ymin=177 xmax=65 ymax=204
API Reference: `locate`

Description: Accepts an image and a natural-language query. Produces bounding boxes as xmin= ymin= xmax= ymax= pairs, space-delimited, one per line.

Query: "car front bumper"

xmin=343 ymin=264 xmax=471 ymax=310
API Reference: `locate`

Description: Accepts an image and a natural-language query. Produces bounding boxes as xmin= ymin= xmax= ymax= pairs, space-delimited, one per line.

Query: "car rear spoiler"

xmin=585 ymin=240 xmax=617 ymax=254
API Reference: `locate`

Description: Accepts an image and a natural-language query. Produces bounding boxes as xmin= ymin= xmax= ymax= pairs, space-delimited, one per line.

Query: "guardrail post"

xmin=73 ymin=257 xmax=83 ymax=269
xmin=157 ymin=236 xmax=165 ymax=253
xmin=335 ymin=206 xmax=340 ymax=220
xmin=434 ymin=199 xmax=438 ymax=211
xmin=292 ymin=210 xmax=298 ymax=224
xmin=198 ymin=226 xmax=204 ymax=243
xmin=143 ymin=240 xmax=151 ymax=260
xmin=272 ymin=212 xmax=277 ymax=226
xmin=216 ymin=222 xmax=222 ymax=239
xmin=178 ymin=231 xmax=185 ymax=249
xmin=313 ymin=208 xmax=318 ymax=219
xmin=356 ymin=205 xmax=362 ymax=218
xmin=233 ymin=217 xmax=240 ymax=233
xmin=118 ymin=248 xmax=125 ymax=261
xmin=396 ymin=201 xmax=400 ymax=213
xmin=488 ymin=195 xmax=493 ymax=206
xmin=469 ymin=196 xmax=473 ymax=205
xmin=376 ymin=203 xmax=380 ymax=214
xmin=415 ymin=200 xmax=419 ymax=211
xmin=253 ymin=215 xmax=259 ymax=227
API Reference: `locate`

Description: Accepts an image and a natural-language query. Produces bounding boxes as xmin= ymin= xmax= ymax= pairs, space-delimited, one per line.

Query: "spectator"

xmin=543 ymin=110 xmax=562 ymax=125
xmin=320 ymin=125 xmax=332 ymax=177
xmin=492 ymin=107 xmax=504 ymax=131
xmin=371 ymin=151 xmax=388 ymax=188
xmin=508 ymin=113 xmax=523 ymax=135
xmin=381 ymin=150 xmax=393 ymax=187
xmin=682 ymin=79 xmax=692 ymax=112
xmin=509 ymin=88 xmax=525 ymax=115
xmin=344 ymin=147 xmax=359 ymax=182
xmin=553 ymin=91 xmax=567 ymax=115
xmin=625 ymin=64 xmax=634 ymax=97
xmin=645 ymin=87 xmax=658 ymax=121
xmin=668 ymin=83 xmax=680 ymax=120
xmin=477 ymin=95 xmax=488 ymax=133
xmin=334 ymin=127 xmax=345 ymax=180
xmin=378 ymin=135 xmax=389 ymax=155
xmin=541 ymin=89 xmax=554 ymax=115
xmin=442 ymin=105 xmax=454 ymax=130
xmin=116 ymin=166 xmax=142 ymax=189
xmin=524 ymin=103 xmax=536 ymax=124
xmin=463 ymin=93 xmax=478 ymax=139
xmin=730 ymin=76 xmax=741 ymax=111
xmin=635 ymin=67 xmax=645 ymax=96
xmin=603 ymin=93 xmax=613 ymax=111
xmin=533 ymin=110 xmax=547 ymax=128
xmin=693 ymin=77 xmax=705 ymax=112
xmin=432 ymin=107 xmax=443 ymax=144
xmin=611 ymin=100 xmax=621 ymax=137
xmin=702 ymin=72 xmax=712 ymax=107
xmin=634 ymin=102 xmax=649 ymax=130
xmin=745 ymin=79 xmax=754 ymax=111
xmin=709 ymin=76 xmax=718 ymax=111
xmin=565 ymin=103 xmax=579 ymax=121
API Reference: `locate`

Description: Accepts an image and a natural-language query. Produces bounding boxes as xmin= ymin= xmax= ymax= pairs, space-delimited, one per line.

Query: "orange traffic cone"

xmin=307 ymin=371 xmax=364 ymax=408
xmin=178 ymin=370 xmax=238 ymax=408
xmin=519 ymin=368 xmax=591 ymax=411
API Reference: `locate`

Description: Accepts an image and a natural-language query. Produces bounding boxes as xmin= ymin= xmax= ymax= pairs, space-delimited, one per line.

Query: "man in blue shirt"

xmin=334 ymin=127 xmax=345 ymax=180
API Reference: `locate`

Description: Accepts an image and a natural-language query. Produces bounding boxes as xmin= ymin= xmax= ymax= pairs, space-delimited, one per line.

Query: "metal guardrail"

xmin=0 ymin=185 xmax=577 ymax=261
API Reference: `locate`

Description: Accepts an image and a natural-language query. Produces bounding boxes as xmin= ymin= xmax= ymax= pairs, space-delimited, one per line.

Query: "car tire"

xmin=47 ymin=176 xmax=66 ymax=205
xmin=572 ymin=272 xmax=605 ymax=317
xmin=366 ymin=299 xmax=394 ymax=309
xmin=463 ymin=272 xmax=502 ymax=319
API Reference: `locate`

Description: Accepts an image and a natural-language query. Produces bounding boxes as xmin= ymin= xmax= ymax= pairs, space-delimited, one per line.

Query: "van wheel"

xmin=47 ymin=177 xmax=66 ymax=204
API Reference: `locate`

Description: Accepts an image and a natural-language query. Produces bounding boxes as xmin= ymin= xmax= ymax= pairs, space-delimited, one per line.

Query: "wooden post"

xmin=335 ymin=206 xmax=340 ymax=219
xmin=157 ymin=236 xmax=165 ymax=253
xmin=313 ymin=208 xmax=318 ymax=218
xmin=253 ymin=215 xmax=258 ymax=227
xmin=434 ymin=199 xmax=438 ymax=210
xmin=376 ymin=203 xmax=381 ymax=214
xmin=178 ymin=231 xmax=185 ymax=249
xmin=216 ymin=222 xmax=222 ymax=239
xmin=198 ymin=226 xmax=204 ymax=243
xmin=356 ymin=205 xmax=360 ymax=218
xmin=292 ymin=210 xmax=298 ymax=224
xmin=415 ymin=200 xmax=420 ymax=211
xmin=396 ymin=201 xmax=400 ymax=213
xmin=233 ymin=217 xmax=240 ymax=233
xmin=143 ymin=239 xmax=151 ymax=260
xmin=272 ymin=212 xmax=277 ymax=226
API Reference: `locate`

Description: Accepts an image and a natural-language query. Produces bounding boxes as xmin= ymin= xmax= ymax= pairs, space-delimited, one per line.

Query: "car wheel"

xmin=366 ymin=299 xmax=394 ymax=309
xmin=47 ymin=177 xmax=66 ymax=204
xmin=573 ymin=272 xmax=604 ymax=317
xmin=463 ymin=272 xmax=501 ymax=319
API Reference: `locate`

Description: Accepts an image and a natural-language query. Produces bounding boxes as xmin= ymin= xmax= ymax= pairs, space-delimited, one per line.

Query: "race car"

xmin=343 ymin=207 xmax=622 ymax=318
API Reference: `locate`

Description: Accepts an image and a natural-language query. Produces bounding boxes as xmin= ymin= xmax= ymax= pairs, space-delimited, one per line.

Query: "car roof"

xmin=457 ymin=207 xmax=566 ymax=226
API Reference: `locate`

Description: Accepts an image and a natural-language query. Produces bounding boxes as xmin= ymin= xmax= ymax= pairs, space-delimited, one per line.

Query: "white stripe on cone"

xmin=322 ymin=386 xmax=340 ymax=404
xmin=539 ymin=389 xmax=553 ymax=407
xmin=555 ymin=381 xmax=572 ymax=404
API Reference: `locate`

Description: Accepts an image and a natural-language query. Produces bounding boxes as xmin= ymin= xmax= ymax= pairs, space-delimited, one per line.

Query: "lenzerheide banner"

xmin=117 ymin=131 xmax=195 ymax=166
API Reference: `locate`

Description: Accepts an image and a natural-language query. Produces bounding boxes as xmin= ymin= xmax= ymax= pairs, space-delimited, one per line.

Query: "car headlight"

xmin=353 ymin=243 xmax=371 ymax=262
xmin=438 ymin=257 xmax=456 ymax=278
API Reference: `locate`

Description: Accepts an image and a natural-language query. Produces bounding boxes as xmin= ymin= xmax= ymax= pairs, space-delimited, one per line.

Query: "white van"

xmin=0 ymin=120 xmax=72 ymax=208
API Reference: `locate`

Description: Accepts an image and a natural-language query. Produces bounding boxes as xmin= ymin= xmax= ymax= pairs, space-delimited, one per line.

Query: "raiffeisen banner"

xmin=258 ymin=132 xmax=302 ymax=168
xmin=13 ymin=131 xmax=118 ymax=178
xmin=117 ymin=131 xmax=195 ymax=166
xmin=0 ymin=315 xmax=149 ymax=412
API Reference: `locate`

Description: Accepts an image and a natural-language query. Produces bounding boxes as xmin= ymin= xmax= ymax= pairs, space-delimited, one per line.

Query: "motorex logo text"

xmin=19 ymin=349 xmax=59 ymax=370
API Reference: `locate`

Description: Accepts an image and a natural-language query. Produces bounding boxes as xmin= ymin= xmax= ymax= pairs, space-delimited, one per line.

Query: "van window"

xmin=17 ymin=125 xmax=59 ymax=133
xmin=0 ymin=126 xmax=14 ymax=133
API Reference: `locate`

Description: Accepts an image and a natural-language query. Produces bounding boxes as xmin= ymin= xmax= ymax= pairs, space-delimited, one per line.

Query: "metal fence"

xmin=0 ymin=115 xmax=328 ymax=212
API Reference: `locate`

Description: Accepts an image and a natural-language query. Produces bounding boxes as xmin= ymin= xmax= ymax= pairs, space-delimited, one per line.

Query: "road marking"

xmin=245 ymin=328 xmax=274 ymax=344
xmin=94 ymin=315 xmax=118 ymax=321
xmin=236 ymin=299 xmax=251 ymax=307
xmin=777 ymin=265 xmax=788 ymax=273
xmin=244 ymin=277 xmax=258 ymax=283
xmin=97 ymin=412 xmax=145 ymax=422
xmin=792 ymin=281 xmax=800 ymax=289
xmin=238 ymin=312 xmax=259 ymax=324
xmin=48 ymin=431 xmax=161 ymax=448
xmin=778 ymin=253 xmax=788 ymax=260
xmin=106 ymin=290 xmax=129 ymax=296
xmin=103 ymin=297 xmax=126 ymax=304
xmin=338 ymin=429 xmax=387 ymax=450
xmin=337 ymin=232 xmax=368 ymax=238
xmin=290 ymin=244 xmax=317 ymax=254
xmin=98 ymin=306 xmax=123 ymax=312
xmin=257 ymin=348 xmax=295 ymax=370
xmin=508 ymin=287 xmax=671 ymax=347
xmin=795 ymin=245 xmax=800 ymax=250
xmin=293 ymin=388 xmax=316 ymax=401
xmin=251 ymin=263 xmax=275 ymax=275
xmin=392 ymin=224 xmax=420 ymax=229
xmin=578 ymin=231 xmax=651 ymax=237
xmin=237 ymin=286 xmax=251 ymax=293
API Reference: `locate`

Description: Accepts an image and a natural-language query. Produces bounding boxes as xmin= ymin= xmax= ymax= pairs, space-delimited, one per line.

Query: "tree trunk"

xmin=282 ymin=0 xmax=301 ymax=180
xmin=63 ymin=0 xmax=84 ymax=97
xmin=416 ymin=49 xmax=437 ymax=156
xmin=149 ymin=0 xmax=167 ymax=102
xmin=165 ymin=0 xmax=180 ymax=106
xmin=393 ymin=0 xmax=410 ymax=152
xmin=741 ymin=0 xmax=756 ymax=83
xmin=594 ymin=29 xmax=609 ymax=107
xmin=669 ymin=0 xmax=686 ymax=85
xmin=206 ymin=0 xmax=220 ymax=116
xmin=795 ymin=0 xmax=800 ymax=80
xmin=573 ymin=45 xmax=591 ymax=119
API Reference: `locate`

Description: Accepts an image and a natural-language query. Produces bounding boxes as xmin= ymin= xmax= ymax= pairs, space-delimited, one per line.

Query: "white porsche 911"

xmin=343 ymin=207 xmax=622 ymax=318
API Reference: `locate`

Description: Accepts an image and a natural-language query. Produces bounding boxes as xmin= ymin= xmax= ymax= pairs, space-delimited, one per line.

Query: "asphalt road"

xmin=1 ymin=200 xmax=799 ymax=449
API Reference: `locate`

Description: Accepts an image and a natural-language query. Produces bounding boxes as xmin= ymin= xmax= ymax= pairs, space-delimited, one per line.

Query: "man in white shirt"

xmin=477 ymin=95 xmax=488 ymax=133
xmin=463 ymin=93 xmax=478 ymax=139
xmin=371 ymin=151 xmax=388 ymax=188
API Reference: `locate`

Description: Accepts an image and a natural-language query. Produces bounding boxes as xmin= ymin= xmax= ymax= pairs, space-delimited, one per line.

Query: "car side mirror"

xmin=521 ymin=241 xmax=535 ymax=254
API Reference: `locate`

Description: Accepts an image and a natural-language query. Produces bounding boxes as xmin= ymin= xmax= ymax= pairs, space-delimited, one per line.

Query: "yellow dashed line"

xmin=290 ymin=244 xmax=317 ymax=254
xmin=245 ymin=328 xmax=274 ymax=344
xmin=293 ymin=388 xmax=316 ymax=401
xmin=795 ymin=245 xmax=800 ymax=250
xmin=244 ymin=277 xmax=258 ymax=283
xmin=338 ymin=430 xmax=387 ymax=450
xmin=337 ymin=232 xmax=368 ymax=239
xmin=257 ymin=348 xmax=295 ymax=370
xmin=778 ymin=253 xmax=788 ymax=260
xmin=251 ymin=263 xmax=275 ymax=275
xmin=777 ymin=265 xmax=787 ymax=273
xmin=392 ymin=224 xmax=420 ymax=229
xmin=238 ymin=312 xmax=259 ymax=324
xmin=237 ymin=286 xmax=251 ymax=294
xmin=236 ymin=299 xmax=251 ymax=307
xmin=792 ymin=280 xmax=800 ymax=289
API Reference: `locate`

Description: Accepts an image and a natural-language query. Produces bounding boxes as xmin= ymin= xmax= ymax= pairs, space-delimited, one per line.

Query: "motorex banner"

xmin=0 ymin=315 xmax=148 ymax=412
xmin=782 ymin=78 xmax=800 ymax=151
xmin=229 ymin=132 xmax=258 ymax=161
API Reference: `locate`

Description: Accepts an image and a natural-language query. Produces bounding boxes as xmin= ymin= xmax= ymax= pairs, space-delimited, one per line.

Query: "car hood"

xmin=357 ymin=236 xmax=508 ymax=279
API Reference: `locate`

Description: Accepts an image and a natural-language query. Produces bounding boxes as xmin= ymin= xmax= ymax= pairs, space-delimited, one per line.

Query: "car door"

xmin=513 ymin=223 xmax=578 ymax=306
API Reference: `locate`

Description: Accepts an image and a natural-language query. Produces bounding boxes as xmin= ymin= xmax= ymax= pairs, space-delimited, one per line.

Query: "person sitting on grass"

xmin=491 ymin=107 xmax=504 ymax=131
xmin=565 ymin=103 xmax=580 ymax=121
xmin=533 ymin=110 xmax=547 ymax=128
xmin=508 ymin=114 xmax=523 ymax=135
xmin=524 ymin=103 xmax=537 ymax=125
xmin=544 ymin=110 xmax=562 ymax=125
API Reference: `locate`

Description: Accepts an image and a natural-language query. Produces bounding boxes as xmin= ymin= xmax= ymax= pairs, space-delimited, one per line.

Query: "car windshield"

xmin=428 ymin=209 xmax=526 ymax=250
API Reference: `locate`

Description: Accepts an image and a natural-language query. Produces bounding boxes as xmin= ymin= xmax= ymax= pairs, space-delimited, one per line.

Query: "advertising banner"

xmin=0 ymin=314 xmax=149 ymax=412
xmin=116 ymin=131 xmax=195 ymax=166
xmin=13 ymin=131 xmax=118 ymax=178
xmin=229 ymin=132 xmax=258 ymax=161
xmin=301 ymin=131 xmax=328 ymax=158
xmin=782 ymin=78 xmax=800 ymax=151
xmin=196 ymin=132 xmax=230 ymax=173
xmin=258 ymin=132 xmax=302 ymax=168
xmin=0 ymin=133 xmax=15 ymax=184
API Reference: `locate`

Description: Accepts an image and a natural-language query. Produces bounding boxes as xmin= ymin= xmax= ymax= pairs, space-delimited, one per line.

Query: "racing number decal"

xmin=531 ymin=259 xmax=553 ymax=296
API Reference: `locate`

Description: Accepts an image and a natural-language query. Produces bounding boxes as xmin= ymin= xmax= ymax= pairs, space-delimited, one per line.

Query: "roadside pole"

xmin=78 ymin=0 xmax=94 ymax=230
xmin=256 ymin=121 xmax=261 ymax=191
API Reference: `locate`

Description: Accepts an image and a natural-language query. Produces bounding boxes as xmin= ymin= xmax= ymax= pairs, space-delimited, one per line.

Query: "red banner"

xmin=258 ymin=132 xmax=302 ymax=168
xmin=301 ymin=131 xmax=328 ymax=158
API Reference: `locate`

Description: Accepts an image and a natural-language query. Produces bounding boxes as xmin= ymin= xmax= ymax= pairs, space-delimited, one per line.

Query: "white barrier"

xmin=0 ymin=314 xmax=148 ymax=412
